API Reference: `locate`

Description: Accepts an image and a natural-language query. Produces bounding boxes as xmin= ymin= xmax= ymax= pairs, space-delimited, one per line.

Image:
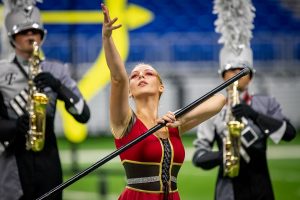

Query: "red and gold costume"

xmin=115 ymin=117 xmax=185 ymax=200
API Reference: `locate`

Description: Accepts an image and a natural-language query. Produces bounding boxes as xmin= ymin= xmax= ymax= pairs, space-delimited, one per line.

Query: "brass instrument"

xmin=223 ymin=81 xmax=244 ymax=177
xmin=26 ymin=41 xmax=49 ymax=152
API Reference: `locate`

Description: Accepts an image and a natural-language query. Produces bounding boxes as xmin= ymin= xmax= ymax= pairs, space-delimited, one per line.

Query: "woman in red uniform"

xmin=101 ymin=3 xmax=226 ymax=200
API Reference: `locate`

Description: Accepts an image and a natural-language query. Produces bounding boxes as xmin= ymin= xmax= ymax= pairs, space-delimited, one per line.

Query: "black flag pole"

xmin=37 ymin=67 xmax=250 ymax=200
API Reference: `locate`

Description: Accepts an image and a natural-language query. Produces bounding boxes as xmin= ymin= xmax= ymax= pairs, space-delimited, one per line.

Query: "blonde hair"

xmin=132 ymin=63 xmax=163 ymax=85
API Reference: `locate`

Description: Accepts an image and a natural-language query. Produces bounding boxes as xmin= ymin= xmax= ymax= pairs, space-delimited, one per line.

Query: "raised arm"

xmin=101 ymin=4 xmax=131 ymax=138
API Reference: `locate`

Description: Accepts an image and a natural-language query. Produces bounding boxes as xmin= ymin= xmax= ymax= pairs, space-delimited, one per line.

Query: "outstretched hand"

xmin=101 ymin=3 xmax=122 ymax=38
xmin=157 ymin=111 xmax=181 ymax=128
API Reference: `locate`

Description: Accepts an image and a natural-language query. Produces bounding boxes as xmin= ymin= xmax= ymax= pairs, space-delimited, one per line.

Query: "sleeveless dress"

xmin=114 ymin=117 xmax=185 ymax=200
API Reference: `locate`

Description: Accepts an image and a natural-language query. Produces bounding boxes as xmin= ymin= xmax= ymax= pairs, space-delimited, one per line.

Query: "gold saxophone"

xmin=26 ymin=41 xmax=49 ymax=152
xmin=223 ymin=81 xmax=244 ymax=177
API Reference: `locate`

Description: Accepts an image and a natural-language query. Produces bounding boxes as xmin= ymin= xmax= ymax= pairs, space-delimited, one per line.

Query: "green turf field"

xmin=56 ymin=134 xmax=300 ymax=200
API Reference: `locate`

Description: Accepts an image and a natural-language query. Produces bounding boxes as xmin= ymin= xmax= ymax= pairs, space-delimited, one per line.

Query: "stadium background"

xmin=0 ymin=0 xmax=299 ymax=199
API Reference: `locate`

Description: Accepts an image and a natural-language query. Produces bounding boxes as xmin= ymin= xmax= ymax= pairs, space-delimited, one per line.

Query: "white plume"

xmin=213 ymin=0 xmax=255 ymax=55
xmin=2 ymin=0 xmax=43 ymax=12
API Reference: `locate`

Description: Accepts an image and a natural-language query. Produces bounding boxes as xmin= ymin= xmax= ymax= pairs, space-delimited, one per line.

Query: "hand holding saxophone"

xmin=232 ymin=103 xmax=259 ymax=121
xmin=34 ymin=72 xmax=61 ymax=91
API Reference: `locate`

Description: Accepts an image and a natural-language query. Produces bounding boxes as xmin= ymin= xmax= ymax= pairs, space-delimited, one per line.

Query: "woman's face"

xmin=223 ymin=68 xmax=252 ymax=91
xmin=129 ymin=64 xmax=164 ymax=99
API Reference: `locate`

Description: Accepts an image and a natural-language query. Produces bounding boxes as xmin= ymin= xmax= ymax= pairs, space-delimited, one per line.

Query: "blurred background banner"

xmin=1 ymin=0 xmax=300 ymax=139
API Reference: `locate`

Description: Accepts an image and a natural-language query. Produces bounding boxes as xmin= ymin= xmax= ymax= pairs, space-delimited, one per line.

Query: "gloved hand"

xmin=34 ymin=72 xmax=61 ymax=91
xmin=16 ymin=113 xmax=29 ymax=136
xmin=231 ymin=103 xmax=259 ymax=121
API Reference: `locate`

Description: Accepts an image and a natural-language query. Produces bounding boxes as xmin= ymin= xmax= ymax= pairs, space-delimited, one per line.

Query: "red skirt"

xmin=118 ymin=187 xmax=181 ymax=200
